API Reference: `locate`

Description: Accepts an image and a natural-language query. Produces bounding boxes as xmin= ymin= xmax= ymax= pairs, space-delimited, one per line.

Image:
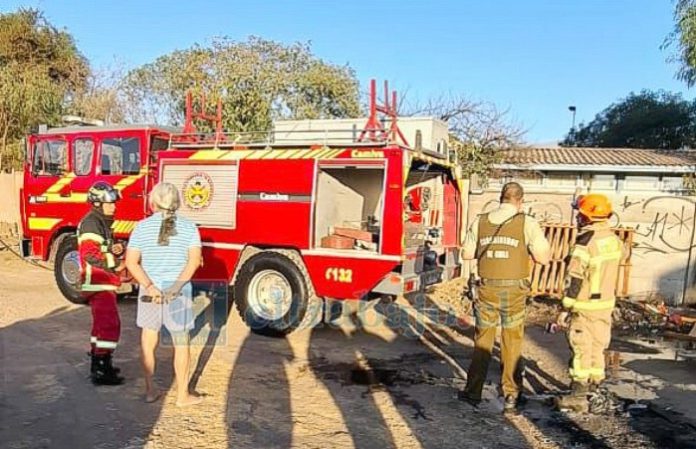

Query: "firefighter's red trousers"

xmin=89 ymin=291 xmax=120 ymax=355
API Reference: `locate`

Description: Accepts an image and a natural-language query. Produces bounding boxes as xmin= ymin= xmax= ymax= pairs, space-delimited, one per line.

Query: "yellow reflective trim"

xmin=570 ymin=298 xmax=616 ymax=311
xmin=189 ymin=150 xmax=227 ymax=160
xmin=45 ymin=172 xmax=76 ymax=193
xmin=84 ymin=264 xmax=91 ymax=287
xmin=78 ymin=232 xmax=105 ymax=244
xmin=315 ymin=148 xmax=334 ymax=159
xmin=82 ymin=285 xmax=118 ymax=292
xmin=282 ymin=149 xmax=301 ymax=159
xmin=94 ymin=340 xmax=118 ymax=349
xmin=111 ymin=220 xmax=137 ymax=234
xmin=588 ymin=367 xmax=605 ymax=378
xmin=28 ymin=217 xmax=61 ymax=231
xmin=44 ymin=192 xmax=88 ymax=203
xmin=570 ymin=246 xmax=591 ymax=264
xmin=259 ymin=150 xmax=281 ymax=159
xmin=562 ymin=296 xmax=577 ymax=309
xmin=216 ymin=150 xmax=248 ymax=160
xmin=589 ymin=251 xmax=622 ymax=266
xmin=290 ymin=150 xmax=309 ymax=159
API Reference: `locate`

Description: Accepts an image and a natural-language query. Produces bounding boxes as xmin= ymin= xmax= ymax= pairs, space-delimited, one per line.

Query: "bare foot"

xmin=145 ymin=388 xmax=162 ymax=403
xmin=176 ymin=394 xmax=203 ymax=407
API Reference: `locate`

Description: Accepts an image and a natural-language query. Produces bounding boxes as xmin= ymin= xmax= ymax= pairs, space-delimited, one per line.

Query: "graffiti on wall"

xmin=479 ymin=194 xmax=696 ymax=255
xmin=482 ymin=199 xmax=566 ymax=223
xmin=620 ymin=196 xmax=696 ymax=254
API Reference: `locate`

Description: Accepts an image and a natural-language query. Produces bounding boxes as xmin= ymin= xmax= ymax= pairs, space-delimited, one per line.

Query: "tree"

xmin=665 ymin=0 xmax=696 ymax=86
xmin=67 ymin=64 xmax=128 ymax=124
xmin=406 ymin=93 xmax=524 ymax=181
xmin=560 ymin=90 xmax=696 ymax=149
xmin=122 ymin=37 xmax=360 ymax=132
xmin=0 ymin=8 xmax=89 ymax=171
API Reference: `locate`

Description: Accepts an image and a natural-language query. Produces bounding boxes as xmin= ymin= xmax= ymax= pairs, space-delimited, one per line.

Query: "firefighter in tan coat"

xmin=558 ymin=194 xmax=623 ymax=395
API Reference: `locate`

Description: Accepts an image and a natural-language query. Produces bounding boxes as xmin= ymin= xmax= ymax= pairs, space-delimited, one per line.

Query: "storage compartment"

xmin=314 ymin=165 xmax=385 ymax=252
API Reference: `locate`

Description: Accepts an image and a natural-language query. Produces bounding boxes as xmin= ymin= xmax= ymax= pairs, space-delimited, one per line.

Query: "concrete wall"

xmin=0 ymin=171 xmax=22 ymax=236
xmin=469 ymin=180 xmax=696 ymax=304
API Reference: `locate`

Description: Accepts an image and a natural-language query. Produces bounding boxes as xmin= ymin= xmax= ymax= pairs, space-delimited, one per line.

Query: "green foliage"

xmin=561 ymin=90 xmax=696 ymax=149
xmin=0 ymin=8 xmax=89 ymax=171
xmin=122 ymin=37 xmax=360 ymax=132
xmin=665 ymin=0 xmax=696 ymax=86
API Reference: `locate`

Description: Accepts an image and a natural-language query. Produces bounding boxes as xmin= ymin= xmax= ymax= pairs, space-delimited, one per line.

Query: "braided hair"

xmin=148 ymin=183 xmax=181 ymax=246
xmin=158 ymin=207 xmax=178 ymax=246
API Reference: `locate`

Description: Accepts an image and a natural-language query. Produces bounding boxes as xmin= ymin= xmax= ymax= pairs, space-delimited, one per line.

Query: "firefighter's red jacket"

xmin=77 ymin=210 xmax=121 ymax=293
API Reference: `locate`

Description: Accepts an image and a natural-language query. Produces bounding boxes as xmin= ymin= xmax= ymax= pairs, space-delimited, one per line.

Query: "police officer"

xmin=460 ymin=182 xmax=550 ymax=412
xmin=78 ymin=181 xmax=125 ymax=385
xmin=557 ymin=194 xmax=623 ymax=395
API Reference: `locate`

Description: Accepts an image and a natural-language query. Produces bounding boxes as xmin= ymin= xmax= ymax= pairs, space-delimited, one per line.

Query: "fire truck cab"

xmin=20 ymin=82 xmax=466 ymax=336
xmin=20 ymin=122 xmax=176 ymax=302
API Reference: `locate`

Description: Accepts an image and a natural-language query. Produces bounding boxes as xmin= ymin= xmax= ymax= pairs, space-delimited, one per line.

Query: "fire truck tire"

xmin=54 ymin=235 xmax=86 ymax=305
xmin=234 ymin=250 xmax=320 ymax=337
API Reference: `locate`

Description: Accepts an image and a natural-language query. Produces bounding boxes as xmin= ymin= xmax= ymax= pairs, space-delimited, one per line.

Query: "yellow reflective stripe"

xmin=588 ymin=367 xmax=605 ymax=379
xmin=45 ymin=172 xmax=76 ymax=193
xmin=84 ymin=264 xmax=92 ymax=287
xmin=114 ymin=174 xmax=145 ymax=192
xmin=570 ymin=246 xmax=591 ymax=264
xmin=78 ymin=232 xmax=105 ymax=244
xmin=562 ymin=297 xmax=577 ymax=309
xmin=94 ymin=340 xmax=118 ymax=349
xmin=81 ymin=285 xmax=118 ymax=292
xmin=105 ymin=254 xmax=115 ymax=269
xmin=219 ymin=150 xmax=251 ymax=160
xmin=44 ymin=192 xmax=88 ymax=203
xmin=27 ymin=217 xmax=62 ymax=231
xmin=189 ymin=150 xmax=228 ymax=160
xmin=589 ymin=251 xmax=622 ymax=266
xmin=110 ymin=220 xmax=137 ymax=234
xmin=570 ymin=298 xmax=616 ymax=311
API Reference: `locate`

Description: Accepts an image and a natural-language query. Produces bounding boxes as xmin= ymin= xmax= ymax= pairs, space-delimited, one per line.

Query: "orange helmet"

xmin=574 ymin=194 xmax=612 ymax=220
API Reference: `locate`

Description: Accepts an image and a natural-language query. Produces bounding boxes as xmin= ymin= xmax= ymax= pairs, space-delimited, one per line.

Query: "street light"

xmin=568 ymin=105 xmax=577 ymax=130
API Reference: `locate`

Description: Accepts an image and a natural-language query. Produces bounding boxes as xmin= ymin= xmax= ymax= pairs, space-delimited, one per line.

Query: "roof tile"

xmin=499 ymin=147 xmax=696 ymax=167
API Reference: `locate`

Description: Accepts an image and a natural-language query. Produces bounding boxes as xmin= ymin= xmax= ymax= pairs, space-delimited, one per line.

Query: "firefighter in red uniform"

xmin=78 ymin=181 xmax=125 ymax=385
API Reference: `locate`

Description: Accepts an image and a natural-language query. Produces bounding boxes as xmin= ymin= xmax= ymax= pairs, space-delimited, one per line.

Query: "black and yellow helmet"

xmin=87 ymin=181 xmax=121 ymax=204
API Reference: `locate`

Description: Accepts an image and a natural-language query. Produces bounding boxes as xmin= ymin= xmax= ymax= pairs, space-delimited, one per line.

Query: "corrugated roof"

xmin=499 ymin=147 xmax=696 ymax=167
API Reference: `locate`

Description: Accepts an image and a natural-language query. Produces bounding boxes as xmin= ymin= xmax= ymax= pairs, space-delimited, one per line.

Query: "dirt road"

xmin=1 ymin=249 xmax=695 ymax=449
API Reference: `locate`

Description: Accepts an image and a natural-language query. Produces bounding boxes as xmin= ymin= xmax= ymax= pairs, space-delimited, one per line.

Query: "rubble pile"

xmin=614 ymin=297 xmax=696 ymax=337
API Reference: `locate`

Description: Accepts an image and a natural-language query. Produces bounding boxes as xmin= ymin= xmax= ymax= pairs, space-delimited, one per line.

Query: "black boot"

xmin=104 ymin=353 xmax=121 ymax=375
xmin=91 ymin=353 xmax=124 ymax=386
xmin=88 ymin=351 xmax=120 ymax=374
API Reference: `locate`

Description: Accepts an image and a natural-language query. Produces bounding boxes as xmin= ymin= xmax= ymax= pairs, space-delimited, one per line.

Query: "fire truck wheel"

xmin=234 ymin=251 xmax=314 ymax=337
xmin=54 ymin=235 xmax=86 ymax=305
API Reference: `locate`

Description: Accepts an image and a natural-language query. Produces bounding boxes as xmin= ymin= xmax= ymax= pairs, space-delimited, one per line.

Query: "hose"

xmin=0 ymin=235 xmax=53 ymax=271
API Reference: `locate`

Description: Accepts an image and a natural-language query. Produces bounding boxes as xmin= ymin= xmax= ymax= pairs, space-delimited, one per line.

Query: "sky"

xmin=1 ymin=0 xmax=691 ymax=143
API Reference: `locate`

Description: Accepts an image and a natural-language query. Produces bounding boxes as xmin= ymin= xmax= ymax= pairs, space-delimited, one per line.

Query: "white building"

xmin=469 ymin=147 xmax=696 ymax=304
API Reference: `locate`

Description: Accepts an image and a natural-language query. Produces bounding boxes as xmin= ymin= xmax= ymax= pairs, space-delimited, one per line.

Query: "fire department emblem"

xmin=183 ymin=173 xmax=213 ymax=210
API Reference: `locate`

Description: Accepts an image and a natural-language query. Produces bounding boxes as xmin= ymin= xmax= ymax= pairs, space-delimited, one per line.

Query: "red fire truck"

xmin=20 ymin=81 xmax=465 ymax=335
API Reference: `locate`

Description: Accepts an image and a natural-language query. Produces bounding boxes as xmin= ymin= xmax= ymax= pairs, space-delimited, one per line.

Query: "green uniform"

xmin=462 ymin=205 xmax=549 ymax=401
xmin=562 ymin=221 xmax=623 ymax=384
